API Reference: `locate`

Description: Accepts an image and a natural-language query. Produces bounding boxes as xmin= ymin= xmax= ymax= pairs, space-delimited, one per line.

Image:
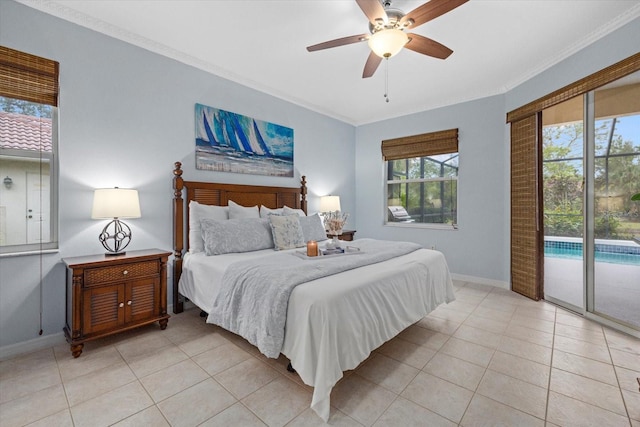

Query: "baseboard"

xmin=451 ymin=273 xmax=510 ymax=290
xmin=0 ymin=332 xmax=66 ymax=361
xmin=1 ymin=303 xmax=179 ymax=361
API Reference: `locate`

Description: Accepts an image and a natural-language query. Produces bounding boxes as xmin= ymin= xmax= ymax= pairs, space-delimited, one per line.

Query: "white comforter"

xmin=179 ymin=239 xmax=455 ymax=421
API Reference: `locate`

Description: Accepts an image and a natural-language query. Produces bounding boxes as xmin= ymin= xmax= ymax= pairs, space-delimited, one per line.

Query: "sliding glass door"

xmin=543 ymin=71 xmax=640 ymax=330
xmin=590 ymin=74 xmax=640 ymax=329
xmin=542 ymin=97 xmax=585 ymax=311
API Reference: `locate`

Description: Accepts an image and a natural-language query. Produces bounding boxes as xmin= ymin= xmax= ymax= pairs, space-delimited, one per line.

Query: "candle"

xmin=307 ymin=240 xmax=318 ymax=257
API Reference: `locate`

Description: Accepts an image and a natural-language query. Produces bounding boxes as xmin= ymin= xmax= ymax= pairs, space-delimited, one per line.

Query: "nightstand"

xmin=331 ymin=230 xmax=356 ymax=241
xmin=63 ymin=249 xmax=171 ymax=358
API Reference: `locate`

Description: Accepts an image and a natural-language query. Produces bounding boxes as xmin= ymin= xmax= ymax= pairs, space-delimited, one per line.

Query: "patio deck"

xmin=545 ymin=256 xmax=640 ymax=329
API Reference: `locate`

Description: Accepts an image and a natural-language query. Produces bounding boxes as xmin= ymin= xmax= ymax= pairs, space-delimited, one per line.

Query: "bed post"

xmin=300 ymin=175 xmax=307 ymax=214
xmin=173 ymin=162 xmax=185 ymax=314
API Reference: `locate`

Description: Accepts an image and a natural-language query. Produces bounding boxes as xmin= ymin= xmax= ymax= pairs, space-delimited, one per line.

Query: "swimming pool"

xmin=544 ymin=239 xmax=640 ymax=265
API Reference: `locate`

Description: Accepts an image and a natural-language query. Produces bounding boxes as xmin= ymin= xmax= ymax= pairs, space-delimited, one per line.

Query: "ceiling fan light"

xmin=368 ymin=28 xmax=408 ymax=58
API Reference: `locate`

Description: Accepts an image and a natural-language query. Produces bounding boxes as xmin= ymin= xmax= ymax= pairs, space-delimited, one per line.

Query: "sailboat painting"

xmin=195 ymin=103 xmax=294 ymax=177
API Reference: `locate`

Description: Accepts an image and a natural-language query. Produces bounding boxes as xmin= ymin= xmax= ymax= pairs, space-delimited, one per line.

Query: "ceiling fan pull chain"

xmin=384 ymin=57 xmax=390 ymax=103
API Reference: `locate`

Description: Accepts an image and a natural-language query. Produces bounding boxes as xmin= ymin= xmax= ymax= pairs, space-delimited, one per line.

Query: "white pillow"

xmin=282 ymin=205 xmax=306 ymax=217
xmin=299 ymin=213 xmax=328 ymax=242
xmin=229 ymin=200 xmax=260 ymax=219
xmin=269 ymin=214 xmax=305 ymax=250
xmin=201 ymin=218 xmax=274 ymax=255
xmin=259 ymin=205 xmax=283 ymax=218
xmin=189 ymin=201 xmax=229 ymax=253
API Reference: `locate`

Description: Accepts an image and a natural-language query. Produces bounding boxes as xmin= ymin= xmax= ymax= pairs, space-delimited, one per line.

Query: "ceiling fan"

xmin=306 ymin=0 xmax=468 ymax=78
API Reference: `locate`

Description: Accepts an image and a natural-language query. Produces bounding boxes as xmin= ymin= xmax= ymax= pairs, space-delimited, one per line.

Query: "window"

xmin=383 ymin=129 xmax=458 ymax=228
xmin=543 ymin=111 xmax=640 ymax=240
xmin=0 ymin=46 xmax=59 ymax=254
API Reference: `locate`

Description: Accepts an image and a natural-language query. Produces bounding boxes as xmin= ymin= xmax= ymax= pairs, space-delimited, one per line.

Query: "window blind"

xmin=381 ymin=128 xmax=458 ymax=161
xmin=0 ymin=45 xmax=59 ymax=107
xmin=510 ymin=114 xmax=543 ymax=300
xmin=507 ymin=52 xmax=640 ymax=124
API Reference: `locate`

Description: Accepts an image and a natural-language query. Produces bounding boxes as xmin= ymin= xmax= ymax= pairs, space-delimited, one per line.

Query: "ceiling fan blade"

xmin=405 ymin=33 xmax=453 ymax=59
xmin=362 ymin=51 xmax=382 ymax=78
xmin=356 ymin=0 xmax=388 ymax=25
xmin=401 ymin=0 xmax=468 ymax=29
xmin=306 ymin=34 xmax=368 ymax=52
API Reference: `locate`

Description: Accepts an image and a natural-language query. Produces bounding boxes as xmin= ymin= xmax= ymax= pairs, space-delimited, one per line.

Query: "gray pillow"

xmin=269 ymin=214 xmax=306 ymax=250
xmin=299 ymin=213 xmax=328 ymax=242
xmin=228 ymin=200 xmax=260 ymax=219
xmin=282 ymin=205 xmax=306 ymax=217
xmin=188 ymin=201 xmax=229 ymax=254
xmin=201 ymin=218 xmax=274 ymax=255
xmin=259 ymin=205 xmax=283 ymax=218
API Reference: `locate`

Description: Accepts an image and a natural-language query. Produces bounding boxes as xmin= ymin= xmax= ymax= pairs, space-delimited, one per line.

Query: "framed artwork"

xmin=195 ymin=103 xmax=294 ymax=177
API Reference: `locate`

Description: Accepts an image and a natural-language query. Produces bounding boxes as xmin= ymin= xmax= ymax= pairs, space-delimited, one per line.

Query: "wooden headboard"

xmin=172 ymin=161 xmax=307 ymax=313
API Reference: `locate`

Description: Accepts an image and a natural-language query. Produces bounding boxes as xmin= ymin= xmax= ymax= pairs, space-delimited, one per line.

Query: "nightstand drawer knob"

xmin=127 ymin=300 xmax=132 ymax=306
xmin=119 ymin=302 xmax=124 ymax=308
xmin=123 ymin=270 xmax=129 ymax=275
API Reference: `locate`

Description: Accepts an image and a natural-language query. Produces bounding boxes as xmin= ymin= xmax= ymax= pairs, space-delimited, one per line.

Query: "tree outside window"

xmin=543 ymin=116 xmax=640 ymax=239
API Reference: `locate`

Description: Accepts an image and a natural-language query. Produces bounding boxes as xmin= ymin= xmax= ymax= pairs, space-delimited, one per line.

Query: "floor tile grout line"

xmin=544 ymin=304 xmax=558 ymax=424
xmin=457 ymin=342 xmax=494 ymax=426
xmin=603 ymin=324 xmax=634 ymax=423
xmin=547 ymin=313 xmax=635 ymax=425
xmin=51 ymin=345 xmax=74 ymax=422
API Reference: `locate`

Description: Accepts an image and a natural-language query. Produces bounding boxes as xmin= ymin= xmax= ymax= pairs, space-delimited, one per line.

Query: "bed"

xmin=171 ymin=162 xmax=455 ymax=421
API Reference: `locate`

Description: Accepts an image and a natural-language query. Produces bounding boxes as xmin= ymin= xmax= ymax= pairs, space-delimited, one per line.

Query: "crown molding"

xmin=15 ymin=0 xmax=640 ymax=126
xmin=502 ymin=2 xmax=640 ymax=92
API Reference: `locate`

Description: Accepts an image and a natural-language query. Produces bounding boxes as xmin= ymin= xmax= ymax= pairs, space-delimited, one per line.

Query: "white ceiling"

xmin=19 ymin=0 xmax=640 ymax=125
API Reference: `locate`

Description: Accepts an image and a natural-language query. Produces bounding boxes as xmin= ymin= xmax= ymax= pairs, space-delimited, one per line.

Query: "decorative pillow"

xmin=259 ymin=205 xmax=283 ymax=218
xmin=269 ymin=214 xmax=306 ymax=250
xmin=299 ymin=213 xmax=328 ymax=242
xmin=201 ymin=218 xmax=274 ymax=255
xmin=282 ymin=205 xmax=306 ymax=217
xmin=189 ymin=201 xmax=229 ymax=253
xmin=229 ymin=200 xmax=260 ymax=219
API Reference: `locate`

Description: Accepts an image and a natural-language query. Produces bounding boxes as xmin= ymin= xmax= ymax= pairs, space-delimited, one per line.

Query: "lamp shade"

xmin=91 ymin=188 xmax=141 ymax=219
xmin=368 ymin=28 xmax=408 ymax=58
xmin=320 ymin=195 xmax=341 ymax=212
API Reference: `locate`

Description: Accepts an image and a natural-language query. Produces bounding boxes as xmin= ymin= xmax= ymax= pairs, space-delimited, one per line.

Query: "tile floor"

xmin=1 ymin=280 xmax=639 ymax=426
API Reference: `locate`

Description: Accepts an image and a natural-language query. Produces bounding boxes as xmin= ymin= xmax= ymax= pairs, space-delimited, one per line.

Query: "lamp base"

xmin=104 ymin=251 xmax=127 ymax=257
xmin=98 ymin=219 xmax=133 ymax=255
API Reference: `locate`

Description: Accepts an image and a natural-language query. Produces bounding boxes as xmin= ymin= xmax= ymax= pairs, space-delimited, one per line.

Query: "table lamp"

xmin=91 ymin=187 xmax=141 ymax=255
xmin=320 ymin=195 xmax=341 ymax=213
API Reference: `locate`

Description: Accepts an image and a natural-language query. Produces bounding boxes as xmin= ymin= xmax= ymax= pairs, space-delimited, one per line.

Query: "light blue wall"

xmin=355 ymin=95 xmax=509 ymax=282
xmin=0 ymin=1 xmax=355 ymax=349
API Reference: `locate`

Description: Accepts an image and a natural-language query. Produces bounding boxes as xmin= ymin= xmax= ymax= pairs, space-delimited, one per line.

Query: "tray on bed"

xmin=294 ymin=246 xmax=362 ymax=260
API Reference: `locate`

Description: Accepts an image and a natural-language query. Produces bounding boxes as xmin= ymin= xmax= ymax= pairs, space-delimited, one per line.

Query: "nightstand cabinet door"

xmin=127 ymin=277 xmax=161 ymax=323
xmin=83 ymin=284 xmax=125 ymax=335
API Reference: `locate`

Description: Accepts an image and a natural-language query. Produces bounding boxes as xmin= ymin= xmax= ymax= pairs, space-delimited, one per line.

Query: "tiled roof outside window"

xmin=0 ymin=111 xmax=53 ymax=152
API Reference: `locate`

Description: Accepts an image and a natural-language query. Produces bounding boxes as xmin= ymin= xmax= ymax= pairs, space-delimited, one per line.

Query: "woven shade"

xmin=510 ymin=115 xmax=542 ymax=300
xmin=382 ymin=128 xmax=458 ymax=161
xmin=0 ymin=46 xmax=59 ymax=106
xmin=507 ymin=52 xmax=640 ymax=124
